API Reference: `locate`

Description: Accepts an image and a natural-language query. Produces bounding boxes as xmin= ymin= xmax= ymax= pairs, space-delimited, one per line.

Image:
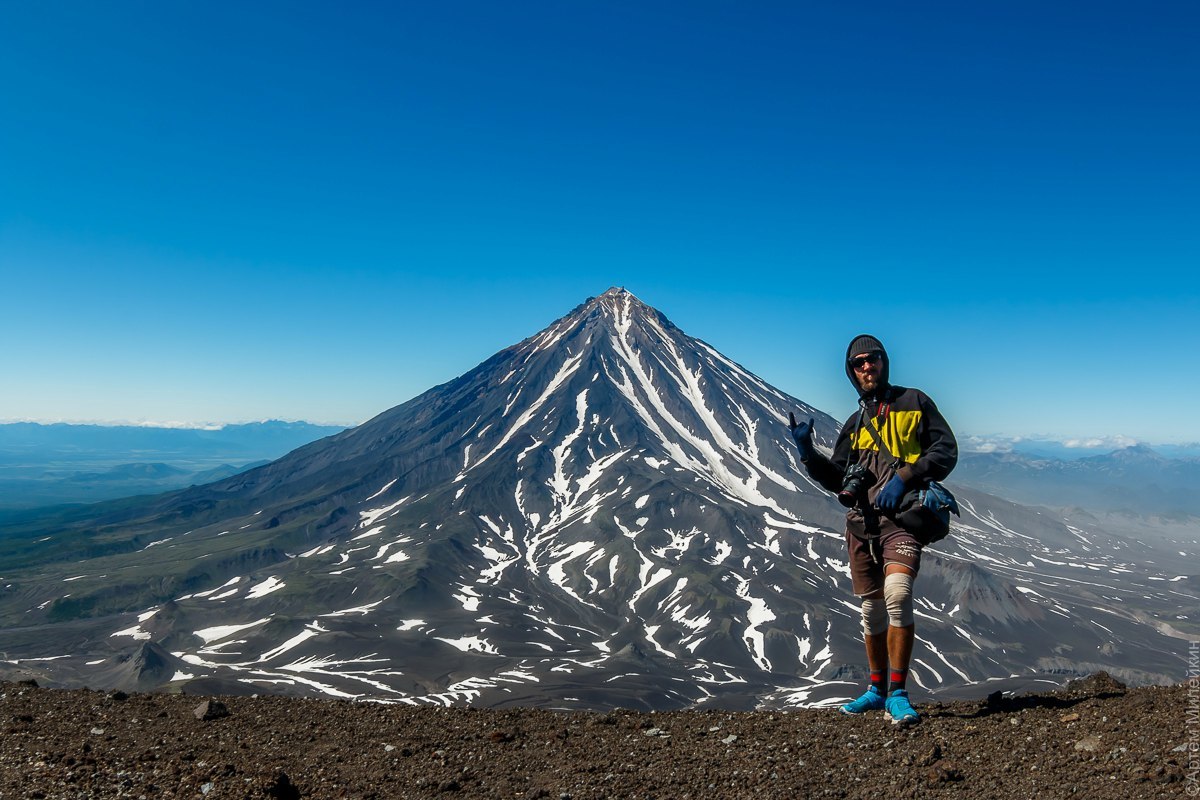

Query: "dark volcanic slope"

xmin=0 ymin=676 xmax=1192 ymax=799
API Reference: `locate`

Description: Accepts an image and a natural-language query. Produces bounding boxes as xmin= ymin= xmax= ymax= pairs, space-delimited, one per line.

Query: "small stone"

xmin=200 ymin=783 xmax=214 ymax=795
xmin=385 ymin=744 xmax=396 ymax=752
xmin=264 ymin=771 xmax=300 ymax=800
xmin=916 ymin=742 xmax=942 ymax=767
xmin=925 ymin=760 xmax=963 ymax=784
xmin=193 ymin=700 xmax=230 ymax=721
xmin=1064 ymin=671 xmax=1126 ymax=696
xmin=1010 ymin=717 xmax=1020 ymax=726
xmin=1060 ymin=713 xmax=1081 ymax=723
xmin=1075 ymin=735 xmax=1103 ymax=752
xmin=90 ymin=727 xmax=105 ymax=735
xmin=1172 ymin=744 xmax=1189 ymax=752
xmin=721 ymin=735 xmax=738 ymax=745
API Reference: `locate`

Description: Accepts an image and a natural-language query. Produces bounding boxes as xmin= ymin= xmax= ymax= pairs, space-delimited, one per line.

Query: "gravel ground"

xmin=0 ymin=674 xmax=1194 ymax=799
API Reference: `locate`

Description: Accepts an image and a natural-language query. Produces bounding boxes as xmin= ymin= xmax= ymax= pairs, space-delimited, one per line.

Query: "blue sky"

xmin=1 ymin=2 xmax=1196 ymax=445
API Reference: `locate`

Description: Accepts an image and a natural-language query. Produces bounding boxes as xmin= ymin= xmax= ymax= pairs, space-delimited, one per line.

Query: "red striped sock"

xmin=870 ymin=670 xmax=885 ymax=694
xmin=888 ymin=668 xmax=907 ymax=693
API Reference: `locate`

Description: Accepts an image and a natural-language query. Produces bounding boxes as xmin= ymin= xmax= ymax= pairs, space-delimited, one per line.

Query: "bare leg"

xmin=887 ymin=622 xmax=914 ymax=671
xmin=862 ymin=589 xmax=888 ymax=675
xmin=884 ymin=563 xmax=916 ymax=675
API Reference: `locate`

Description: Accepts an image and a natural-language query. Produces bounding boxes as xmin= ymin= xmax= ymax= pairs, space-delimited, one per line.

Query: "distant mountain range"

xmin=964 ymin=437 xmax=1200 ymax=461
xmin=0 ymin=289 xmax=1193 ymax=710
xmin=955 ymin=444 xmax=1200 ymax=516
xmin=0 ymin=421 xmax=346 ymax=509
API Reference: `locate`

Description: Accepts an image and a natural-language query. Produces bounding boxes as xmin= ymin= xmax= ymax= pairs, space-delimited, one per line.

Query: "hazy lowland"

xmin=0 ymin=421 xmax=346 ymax=511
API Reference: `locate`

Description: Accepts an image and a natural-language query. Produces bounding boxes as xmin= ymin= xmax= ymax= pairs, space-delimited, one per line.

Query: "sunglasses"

xmin=849 ymin=352 xmax=882 ymax=370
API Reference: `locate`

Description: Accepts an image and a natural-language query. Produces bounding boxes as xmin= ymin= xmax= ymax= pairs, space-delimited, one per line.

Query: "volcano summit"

xmin=0 ymin=289 xmax=1189 ymax=708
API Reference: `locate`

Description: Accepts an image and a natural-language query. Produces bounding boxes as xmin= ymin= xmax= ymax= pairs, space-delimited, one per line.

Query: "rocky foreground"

xmin=0 ymin=674 xmax=1194 ymax=799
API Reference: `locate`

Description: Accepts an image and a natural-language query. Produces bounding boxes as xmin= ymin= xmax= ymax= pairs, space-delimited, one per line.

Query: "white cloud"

xmin=961 ymin=435 xmax=1015 ymax=454
xmin=961 ymin=433 xmax=1146 ymax=456
xmin=1061 ymin=435 xmax=1140 ymax=450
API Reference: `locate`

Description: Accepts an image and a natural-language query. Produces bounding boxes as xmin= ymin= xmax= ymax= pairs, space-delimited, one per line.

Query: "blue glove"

xmin=876 ymin=475 xmax=907 ymax=512
xmin=788 ymin=412 xmax=815 ymax=462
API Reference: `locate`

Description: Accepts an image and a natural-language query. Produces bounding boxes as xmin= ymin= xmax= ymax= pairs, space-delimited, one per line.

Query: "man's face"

xmin=850 ymin=351 xmax=883 ymax=392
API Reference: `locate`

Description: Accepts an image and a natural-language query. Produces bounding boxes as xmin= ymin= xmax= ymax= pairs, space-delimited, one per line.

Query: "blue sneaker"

xmin=839 ymin=685 xmax=886 ymax=715
xmin=885 ymin=689 xmax=920 ymax=725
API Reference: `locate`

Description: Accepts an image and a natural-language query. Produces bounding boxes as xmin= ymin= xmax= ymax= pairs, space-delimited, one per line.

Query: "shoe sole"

xmin=887 ymin=712 xmax=919 ymax=726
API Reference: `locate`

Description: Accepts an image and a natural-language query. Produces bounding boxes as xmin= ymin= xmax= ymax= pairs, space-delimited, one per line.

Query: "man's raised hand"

xmin=788 ymin=412 xmax=815 ymax=463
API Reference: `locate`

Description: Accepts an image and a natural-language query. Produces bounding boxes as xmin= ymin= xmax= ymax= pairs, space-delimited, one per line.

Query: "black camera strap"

xmin=857 ymin=404 xmax=902 ymax=467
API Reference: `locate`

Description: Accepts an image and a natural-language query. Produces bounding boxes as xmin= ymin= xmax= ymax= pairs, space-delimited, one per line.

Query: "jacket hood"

xmin=845 ymin=334 xmax=890 ymax=398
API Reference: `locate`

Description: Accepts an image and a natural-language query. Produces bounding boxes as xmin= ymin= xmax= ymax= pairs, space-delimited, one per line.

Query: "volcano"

xmin=0 ymin=289 xmax=1190 ymax=708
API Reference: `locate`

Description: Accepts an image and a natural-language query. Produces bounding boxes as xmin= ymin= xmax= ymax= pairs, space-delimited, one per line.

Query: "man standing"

xmin=789 ymin=334 xmax=957 ymax=725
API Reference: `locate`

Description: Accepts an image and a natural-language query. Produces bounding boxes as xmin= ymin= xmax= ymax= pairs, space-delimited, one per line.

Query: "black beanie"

xmin=847 ymin=335 xmax=884 ymax=361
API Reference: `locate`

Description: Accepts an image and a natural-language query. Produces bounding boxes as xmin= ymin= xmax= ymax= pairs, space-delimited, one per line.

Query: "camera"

xmin=837 ymin=463 xmax=872 ymax=508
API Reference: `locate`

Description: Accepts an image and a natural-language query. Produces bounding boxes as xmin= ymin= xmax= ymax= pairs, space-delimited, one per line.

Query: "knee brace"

xmin=860 ymin=597 xmax=888 ymax=637
xmin=883 ymin=572 xmax=914 ymax=628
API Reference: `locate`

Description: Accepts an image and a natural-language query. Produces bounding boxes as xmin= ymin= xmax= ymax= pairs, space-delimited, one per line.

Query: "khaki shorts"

xmin=846 ymin=523 xmax=922 ymax=596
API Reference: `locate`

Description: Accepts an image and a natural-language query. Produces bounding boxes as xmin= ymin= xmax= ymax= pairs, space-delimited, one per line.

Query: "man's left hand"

xmin=876 ymin=475 xmax=907 ymax=512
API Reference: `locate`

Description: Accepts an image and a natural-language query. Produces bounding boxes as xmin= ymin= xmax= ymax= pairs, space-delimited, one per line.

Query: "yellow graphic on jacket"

xmin=852 ymin=410 xmax=923 ymax=463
